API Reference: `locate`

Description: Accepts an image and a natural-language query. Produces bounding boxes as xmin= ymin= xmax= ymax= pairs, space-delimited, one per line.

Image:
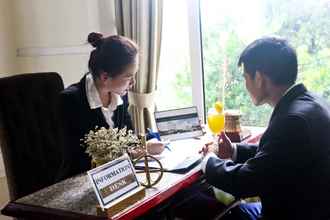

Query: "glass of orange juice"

xmin=207 ymin=101 xmax=225 ymax=136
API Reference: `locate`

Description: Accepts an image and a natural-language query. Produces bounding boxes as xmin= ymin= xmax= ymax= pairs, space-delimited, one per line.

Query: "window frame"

xmin=186 ymin=0 xmax=206 ymax=123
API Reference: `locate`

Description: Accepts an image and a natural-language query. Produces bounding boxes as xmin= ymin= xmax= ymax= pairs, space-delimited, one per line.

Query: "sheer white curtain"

xmin=115 ymin=0 xmax=163 ymax=135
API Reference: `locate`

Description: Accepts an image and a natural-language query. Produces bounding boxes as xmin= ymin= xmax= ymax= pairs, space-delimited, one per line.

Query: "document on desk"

xmin=135 ymin=138 xmax=204 ymax=172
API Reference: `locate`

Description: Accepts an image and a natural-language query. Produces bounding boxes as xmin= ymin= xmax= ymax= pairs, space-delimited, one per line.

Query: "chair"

xmin=212 ymin=199 xmax=242 ymax=220
xmin=0 ymin=72 xmax=64 ymax=200
xmin=167 ymin=177 xmax=242 ymax=220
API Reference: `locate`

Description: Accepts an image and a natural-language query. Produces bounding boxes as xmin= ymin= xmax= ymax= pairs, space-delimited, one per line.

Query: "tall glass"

xmin=207 ymin=108 xmax=225 ymax=136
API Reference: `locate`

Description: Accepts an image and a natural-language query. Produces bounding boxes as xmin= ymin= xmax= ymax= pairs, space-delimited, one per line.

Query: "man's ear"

xmin=255 ymin=71 xmax=265 ymax=89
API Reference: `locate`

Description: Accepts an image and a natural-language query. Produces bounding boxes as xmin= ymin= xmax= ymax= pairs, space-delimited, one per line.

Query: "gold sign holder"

xmin=93 ymin=157 xmax=146 ymax=218
xmin=96 ymin=134 xmax=164 ymax=218
xmin=97 ymin=187 xmax=145 ymax=218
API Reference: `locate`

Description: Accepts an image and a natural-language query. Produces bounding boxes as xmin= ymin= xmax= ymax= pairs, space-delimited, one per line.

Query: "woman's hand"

xmin=146 ymin=138 xmax=165 ymax=155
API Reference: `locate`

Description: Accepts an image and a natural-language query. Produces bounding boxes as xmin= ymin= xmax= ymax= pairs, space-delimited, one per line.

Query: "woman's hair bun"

xmin=87 ymin=32 xmax=103 ymax=48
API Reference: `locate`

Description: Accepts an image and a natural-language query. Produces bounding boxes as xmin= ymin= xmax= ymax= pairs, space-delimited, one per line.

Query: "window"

xmin=155 ymin=0 xmax=193 ymax=111
xmin=157 ymin=0 xmax=330 ymax=127
xmin=200 ymin=0 xmax=330 ymax=126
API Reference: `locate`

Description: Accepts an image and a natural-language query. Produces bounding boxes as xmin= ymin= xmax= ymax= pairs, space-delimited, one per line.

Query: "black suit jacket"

xmin=58 ymin=75 xmax=133 ymax=179
xmin=205 ymin=84 xmax=330 ymax=220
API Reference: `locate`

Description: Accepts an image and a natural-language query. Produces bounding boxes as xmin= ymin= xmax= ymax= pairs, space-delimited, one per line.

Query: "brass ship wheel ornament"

xmin=132 ymin=134 xmax=164 ymax=188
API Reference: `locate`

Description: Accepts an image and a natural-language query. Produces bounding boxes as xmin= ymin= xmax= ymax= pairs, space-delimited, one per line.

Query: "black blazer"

xmin=58 ymin=75 xmax=133 ymax=179
xmin=205 ymin=84 xmax=330 ymax=220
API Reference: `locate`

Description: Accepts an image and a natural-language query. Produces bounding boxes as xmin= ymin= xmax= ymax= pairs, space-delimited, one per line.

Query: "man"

xmin=201 ymin=37 xmax=330 ymax=220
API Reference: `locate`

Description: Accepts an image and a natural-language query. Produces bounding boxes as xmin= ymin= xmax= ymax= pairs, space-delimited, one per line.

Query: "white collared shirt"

xmin=85 ymin=73 xmax=123 ymax=128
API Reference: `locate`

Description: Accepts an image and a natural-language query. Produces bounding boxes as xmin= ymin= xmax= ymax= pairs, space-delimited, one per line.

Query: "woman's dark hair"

xmin=238 ymin=36 xmax=298 ymax=86
xmin=87 ymin=32 xmax=138 ymax=78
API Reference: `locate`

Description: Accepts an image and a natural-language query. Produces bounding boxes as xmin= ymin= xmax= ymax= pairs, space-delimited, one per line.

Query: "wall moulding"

xmin=16 ymin=44 xmax=92 ymax=57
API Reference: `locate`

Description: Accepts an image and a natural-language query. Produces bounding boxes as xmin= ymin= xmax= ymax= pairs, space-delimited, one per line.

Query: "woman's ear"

xmin=99 ymin=71 xmax=109 ymax=82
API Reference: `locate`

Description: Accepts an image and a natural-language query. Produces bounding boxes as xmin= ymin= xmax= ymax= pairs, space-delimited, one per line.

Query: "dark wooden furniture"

xmin=0 ymin=72 xmax=64 ymax=200
xmin=2 ymin=166 xmax=203 ymax=220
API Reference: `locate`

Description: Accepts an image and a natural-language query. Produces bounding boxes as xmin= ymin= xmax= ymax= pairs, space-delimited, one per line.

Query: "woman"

xmin=59 ymin=32 xmax=138 ymax=178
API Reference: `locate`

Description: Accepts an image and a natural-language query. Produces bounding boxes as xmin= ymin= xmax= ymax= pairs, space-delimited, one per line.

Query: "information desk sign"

xmin=88 ymin=154 xmax=145 ymax=217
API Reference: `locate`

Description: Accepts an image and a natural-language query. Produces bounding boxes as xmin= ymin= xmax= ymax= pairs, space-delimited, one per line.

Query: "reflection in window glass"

xmin=200 ymin=0 xmax=330 ymax=126
xmin=156 ymin=0 xmax=192 ymax=111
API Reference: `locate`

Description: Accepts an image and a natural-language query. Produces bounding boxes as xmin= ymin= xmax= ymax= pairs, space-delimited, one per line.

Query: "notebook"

xmin=134 ymin=138 xmax=203 ymax=172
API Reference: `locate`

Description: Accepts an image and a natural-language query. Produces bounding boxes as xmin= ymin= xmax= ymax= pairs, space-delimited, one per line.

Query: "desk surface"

xmin=2 ymin=164 xmax=203 ymax=220
xmin=2 ymin=127 xmax=263 ymax=220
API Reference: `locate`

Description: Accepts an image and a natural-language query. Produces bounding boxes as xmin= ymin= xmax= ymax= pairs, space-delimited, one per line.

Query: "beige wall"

xmin=0 ymin=176 xmax=10 ymax=220
xmin=0 ymin=0 xmax=15 ymax=218
xmin=0 ymin=0 xmax=116 ymax=85
xmin=0 ymin=0 xmax=17 ymax=75
xmin=13 ymin=0 xmax=100 ymax=86
xmin=11 ymin=0 xmax=117 ymax=85
xmin=0 ymin=1 xmax=116 ymax=218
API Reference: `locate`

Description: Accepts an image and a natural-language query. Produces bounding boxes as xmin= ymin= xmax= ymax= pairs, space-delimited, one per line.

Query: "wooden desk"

xmin=1 ymin=165 xmax=203 ymax=220
xmin=1 ymin=128 xmax=263 ymax=220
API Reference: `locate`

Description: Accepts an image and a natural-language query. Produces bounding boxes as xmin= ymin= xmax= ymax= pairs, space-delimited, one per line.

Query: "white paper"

xmin=135 ymin=138 xmax=204 ymax=171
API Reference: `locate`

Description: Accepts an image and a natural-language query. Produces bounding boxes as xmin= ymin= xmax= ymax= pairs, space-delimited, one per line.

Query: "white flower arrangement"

xmin=82 ymin=126 xmax=142 ymax=166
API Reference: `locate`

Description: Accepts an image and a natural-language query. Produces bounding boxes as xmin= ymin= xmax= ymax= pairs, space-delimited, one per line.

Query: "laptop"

xmin=155 ymin=106 xmax=204 ymax=141
xmin=153 ymin=106 xmax=205 ymax=172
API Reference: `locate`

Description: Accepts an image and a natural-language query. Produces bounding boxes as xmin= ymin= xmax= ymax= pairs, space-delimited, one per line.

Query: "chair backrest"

xmin=0 ymin=72 xmax=64 ymax=200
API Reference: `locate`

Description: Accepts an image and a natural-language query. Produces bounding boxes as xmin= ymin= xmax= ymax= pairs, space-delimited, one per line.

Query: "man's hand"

xmin=218 ymin=132 xmax=234 ymax=159
xmin=199 ymin=142 xmax=216 ymax=156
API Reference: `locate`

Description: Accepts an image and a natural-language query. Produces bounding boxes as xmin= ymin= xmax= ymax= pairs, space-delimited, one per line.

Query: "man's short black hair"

xmin=238 ymin=36 xmax=298 ymax=86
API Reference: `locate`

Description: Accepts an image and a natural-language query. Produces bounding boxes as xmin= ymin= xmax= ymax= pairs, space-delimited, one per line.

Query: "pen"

xmin=163 ymin=141 xmax=171 ymax=151
xmin=146 ymin=128 xmax=161 ymax=141
xmin=165 ymin=145 xmax=171 ymax=152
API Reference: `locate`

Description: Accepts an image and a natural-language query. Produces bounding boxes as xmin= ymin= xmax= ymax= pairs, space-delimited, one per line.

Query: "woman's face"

xmin=107 ymin=59 xmax=138 ymax=96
